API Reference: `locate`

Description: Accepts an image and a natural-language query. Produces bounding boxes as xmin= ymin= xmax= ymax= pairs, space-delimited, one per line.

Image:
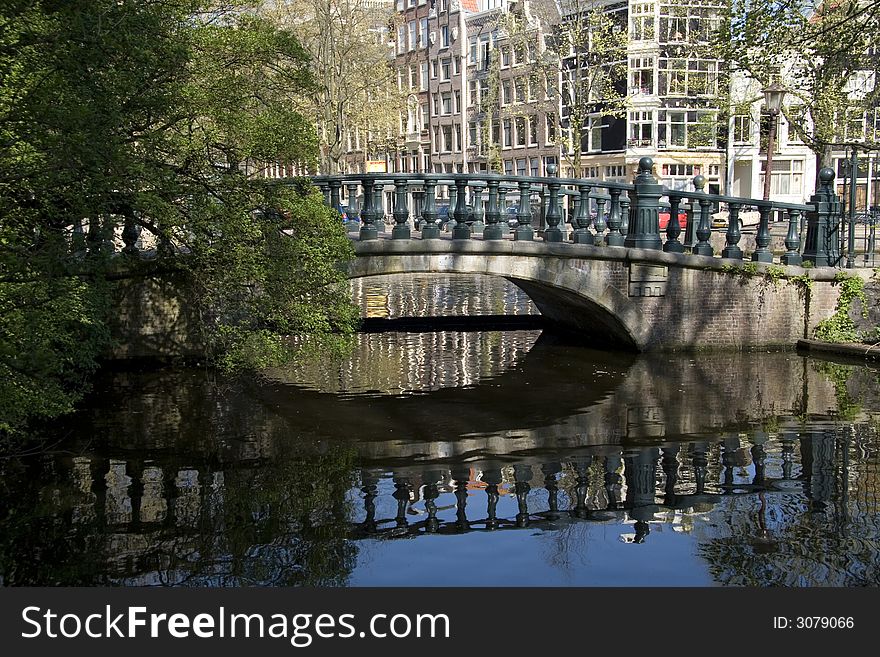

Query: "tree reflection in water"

xmin=1 ymin=330 xmax=879 ymax=586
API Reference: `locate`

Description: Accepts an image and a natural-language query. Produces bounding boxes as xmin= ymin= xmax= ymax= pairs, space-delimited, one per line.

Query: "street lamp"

xmin=762 ymin=82 xmax=786 ymax=202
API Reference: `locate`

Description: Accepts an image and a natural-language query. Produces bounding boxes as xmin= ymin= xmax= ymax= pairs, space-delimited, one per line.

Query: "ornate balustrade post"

xmin=393 ymin=479 xmax=412 ymax=530
xmin=319 ymin=181 xmax=331 ymax=206
xmin=515 ymin=180 xmax=534 ymax=241
xmin=420 ymin=178 xmax=440 ymax=239
xmin=752 ymin=205 xmax=774 ymax=262
xmin=572 ymin=184 xmax=594 ymax=244
xmin=392 ymin=178 xmax=410 ymax=239
xmin=542 ymin=462 xmax=562 ymax=520
xmin=593 ymin=197 xmax=607 ymax=245
xmin=513 ymin=464 xmax=532 ymax=527
xmin=121 ymin=210 xmax=141 ymax=256
xmin=689 ymin=442 xmax=708 ymax=495
xmin=345 ymin=182 xmax=360 ymax=231
xmin=604 ymin=455 xmax=622 ymax=509
xmin=359 ymin=178 xmax=378 ymax=240
xmin=661 ymin=447 xmax=680 ymax=506
xmin=470 ymin=183 xmax=485 ymax=235
xmin=663 ymin=193 xmax=684 ymax=253
xmin=572 ymin=459 xmax=592 ymax=519
xmin=328 ymin=178 xmax=342 ymax=215
xmin=452 ymin=177 xmax=471 ymax=239
xmin=423 ymin=481 xmax=440 ymax=533
xmin=374 ymin=184 xmax=386 ymax=233
xmin=451 ymin=467 xmax=471 ymax=532
xmin=721 ymin=202 xmax=743 ymax=259
xmin=624 ymin=157 xmax=662 ymax=250
xmin=691 ymin=175 xmax=714 ymax=256
xmin=781 ymin=208 xmax=803 ymax=265
xmin=620 ymin=196 xmax=631 ymax=235
xmin=543 ymin=165 xmax=563 ymax=242
xmin=484 ymin=177 xmax=503 ymax=240
xmin=802 ymin=167 xmax=839 ymax=266
xmin=606 ymin=188 xmax=624 ymax=246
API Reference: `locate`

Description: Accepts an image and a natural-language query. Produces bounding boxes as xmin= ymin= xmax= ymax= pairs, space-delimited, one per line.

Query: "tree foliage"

xmin=0 ymin=0 xmax=357 ymax=436
xmin=716 ymin=0 xmax=880 ymax=167
xmin=265 ymin=0 xmax=403 ymax=173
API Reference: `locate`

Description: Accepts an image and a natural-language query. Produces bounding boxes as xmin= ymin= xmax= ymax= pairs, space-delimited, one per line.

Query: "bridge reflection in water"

xmin=1 ymin=332 xmax=879 ymax=586
xmin=2 ymin=277 xmax=878 ymax=586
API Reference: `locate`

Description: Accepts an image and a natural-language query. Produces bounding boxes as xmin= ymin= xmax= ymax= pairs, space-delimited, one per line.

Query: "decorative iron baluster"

xmin=620 ymin=196 xmax=631 ymax=235
xmin=663 ymin=193 xmax=684 ymax=253
xmin=606 ymin=188 xmax=624 ymax=246
xmin=484 ymin=177 xmax=502 ymax=240
xmin=781 ymin=208 xmax=803 ymax=265
xmin=721 ymin=202 xmax=743 ymax=259
xmin=421 ymin=178 xmax=440 ymax=239
xmin=452 ymin=177 xmax=471 ymax=239
xmin=543 ymin=171 xmax=563 ymax=242
xmin=515 ymin=179 xmax=534 ymax=241
xmin=359 ymin=178 xmax=378 ymax=240
xmin=470 ymin=183 xmax=485 ymax=235
xmin=692 ymin=175 xmax=714 ymax=256
xmin=572 ymin=185 xmax=594 ymax=244
xmin=594 ymin=197 xmax=607 ymax=245
xmin=392 ymin=178 xmax=410 ymax=239
xmin=752 ymin=205 xmax=774 ymax=263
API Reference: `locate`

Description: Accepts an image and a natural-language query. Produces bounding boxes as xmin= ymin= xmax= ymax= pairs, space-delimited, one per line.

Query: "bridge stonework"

xmin=350 ymin=240 xmax=868 ymax=351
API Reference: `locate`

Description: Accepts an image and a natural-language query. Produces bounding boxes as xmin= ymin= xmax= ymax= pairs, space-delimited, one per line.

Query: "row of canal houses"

xmin=292 ymin=1 xmax=878 ymax=215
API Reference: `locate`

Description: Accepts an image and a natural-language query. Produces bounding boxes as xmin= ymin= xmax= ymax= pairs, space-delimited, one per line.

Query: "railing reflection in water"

xmin=6 ymin=425 xmax=878 ymax=586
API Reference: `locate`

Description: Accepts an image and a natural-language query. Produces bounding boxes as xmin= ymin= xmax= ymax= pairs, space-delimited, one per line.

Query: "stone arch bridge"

xmin=349 ymin=238 xmax=855 ymax=351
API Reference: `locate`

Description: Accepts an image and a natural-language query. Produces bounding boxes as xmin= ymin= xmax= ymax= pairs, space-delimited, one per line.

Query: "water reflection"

xmin=1 ymin=335 xmax=878 ymax=586
xmin=1 ymin=427 xmax=878 ymax=586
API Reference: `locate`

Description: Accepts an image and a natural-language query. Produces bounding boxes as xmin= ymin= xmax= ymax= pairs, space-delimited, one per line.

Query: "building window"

xmin=442 ymin=125 xmax=453 ymax=152
xmin=420 ymin=62 xmax=429 ymax=91
xmin=397 ymin=25 xmax=405 ymax=54
xmin=630 ymin=56 xmax=654 ymax=95
xmin=420 ymin=18 xmax=428 ymax=48
xmin=629 ymin=110 xmax=653 ymax=147
xmin=441 ymin=58 xmax=451 ymax=81
xmin=630 ymin=3 xmax=655 ymax=41
xmin=515 ymin=77 xmax=526 ymax=103
xmin=503 ymin=119 xmax=512 ymax=147
xmin=409 ymin=64 xmax=418 ymax=90
xmin=431 ymin=60 xmax=438 ymax=78
xmin=469 ymin=37 xmax=478 ymax=65
xmin=516 ymin=116 xmax=527 ymax=146
xmin=529 ymin=115 xmax=538 ymax=146
xmin=668 ymin=111 xmax=686 ymax=147
xmin=504 ymin=159 xmax=514 ymax=175
xmin=787 ymin=105 xmax=805 ymax=144
xmin=732 ymin=114 xmax=751 ymax=145
xmin=500 ymin=45 xmax=510 ymax=67
xmin=408 ymin=21 xmax=417 ymax=51
xmin=469 ymin=121 xmax=479 ymax=147
xmin=440 ymin=25 xmax=449 ymax=48
xmin=502 ymin=80 xmax=512 ymax=105
xmin=530 ymin=157 xmax=540 ymax=177
xmin=588 ymin=115 xmax=603 ymax=151
xmin=454 ymin=90 xmax=461 ymax=113
xmin=605 ymin=165 xmax=626 ymax=179
xmin=441 ymin=92 xmax=452 ymax=115
xmin=761 ymin=159 xmax=804 ymax=196
xmin=453 ymin=56 xmax=460 ymax=75
xmin=516 ymin=158 xmax=527 ymax=176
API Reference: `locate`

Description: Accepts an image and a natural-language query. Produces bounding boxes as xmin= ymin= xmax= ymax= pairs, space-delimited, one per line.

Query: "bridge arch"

xmin=347 ymin=242 xmax=649 ymax=350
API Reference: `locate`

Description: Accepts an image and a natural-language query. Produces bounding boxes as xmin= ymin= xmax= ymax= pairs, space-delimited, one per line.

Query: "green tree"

xmin=0 ymin=0 xmax=357 ymax=436
xmin=717 ymin=0 xmax=880 ymax=168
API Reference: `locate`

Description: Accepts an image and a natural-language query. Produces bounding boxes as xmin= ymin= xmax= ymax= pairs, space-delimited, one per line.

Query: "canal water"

xmin=1 ymin=274 xmax=879 ymax=586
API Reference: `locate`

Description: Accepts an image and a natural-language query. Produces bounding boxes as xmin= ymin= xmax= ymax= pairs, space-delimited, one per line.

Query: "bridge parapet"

xmin=308 ymin=157 xmax=849 ymax=269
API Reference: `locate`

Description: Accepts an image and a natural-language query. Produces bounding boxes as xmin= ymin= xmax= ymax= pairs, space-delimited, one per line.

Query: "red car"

xmin=659 ymin=211 xmax=688 ymax=230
